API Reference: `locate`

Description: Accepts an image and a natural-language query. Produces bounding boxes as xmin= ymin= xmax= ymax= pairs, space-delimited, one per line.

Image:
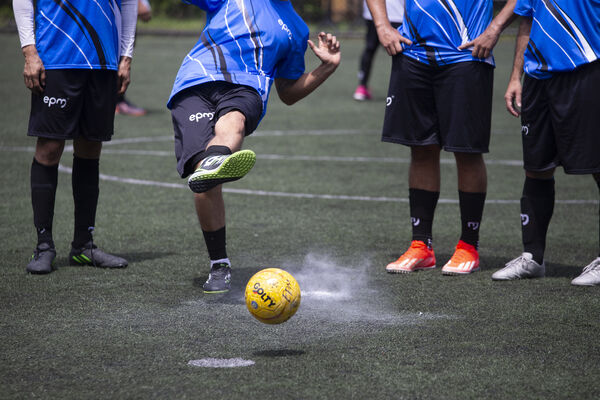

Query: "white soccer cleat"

xmin=492 ymin=252 xmax=545 ymax=281
xmin=571 ymin=257 xmax=600 ymax=286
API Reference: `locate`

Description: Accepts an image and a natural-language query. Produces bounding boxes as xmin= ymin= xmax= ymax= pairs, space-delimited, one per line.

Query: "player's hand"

xmin=376 ymin=23 xmax=412 ymax=56
xmin=505 ymin=78 xmax=522 ymax=117
xmin=308 ymin=32 xmax=341 ymax=68
xmin=22 ymin=45 xmax=45 ymax=95
xmin=458 ymin=24 xmax=500 ymax=59
xmin=138 ymin=0 xmax=152 ymax=22
xmin=117 ymin=56 xmax=132 ymax=96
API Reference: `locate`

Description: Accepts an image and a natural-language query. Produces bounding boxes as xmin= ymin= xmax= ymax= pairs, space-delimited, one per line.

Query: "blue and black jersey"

xmin=168 ymin=0 xmax=309 ymax=118
xmin=515 ymin=0 xmax=600 ymax=79
xmin=399 ymin=0 xmax=494 ymax=67
xmin=34 ymin=0 xmax=123 ymax=70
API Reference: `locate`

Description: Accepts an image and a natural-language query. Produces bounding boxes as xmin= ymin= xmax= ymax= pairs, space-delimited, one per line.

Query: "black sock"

xmin=459 ymin=191 xmax=486 ymax=249
xmin=202 ymin=226 xmax=227 ymax=261
xmin=72 ymin=156 xmax=99 ymax=248
xmin=188 ymin=145 xmax=232 ymax=173
xmin=409 ymin=188 xmax=439 ymax=247
xmin=521 ymin=176 xmax=555 ymax=264
xmin=31 ymin=158 xmax=58 ymax=246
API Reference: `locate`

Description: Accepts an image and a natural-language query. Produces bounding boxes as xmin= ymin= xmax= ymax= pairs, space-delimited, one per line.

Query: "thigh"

xmin=548 ymin=61 xmax=600 ymax=174
xmin=382 ymin=55 xmax=439 ymax=146
xmin=521 ymin=75 xmax=558 ymax=172
xmin=435 ymin=61 xmax=493 ymax=153
xmin=212 ymin=82 xmax=263 ymax=136
xmin=170 ymin=85 xmax=217 ymax=177
xmin=80 ymin=70 xmax=118 ymax=142
xmin=27 ymin=69 xmax=86 ymax=139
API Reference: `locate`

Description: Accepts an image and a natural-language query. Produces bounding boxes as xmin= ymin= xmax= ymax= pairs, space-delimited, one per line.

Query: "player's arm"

xmin=13 ymin=0 xmax=45 ymax=94
xmin=505 ymin=16 xmax=532 ymax=117
xmin=366 ymin=0 xmax=411 ymax=56
xmin=275 ymin=32 xmax=341 ymax=106
xmin=117 ymin=0 xmax=138 ymax=95
xmin=458 ymin=0 xmax=518 ymax=59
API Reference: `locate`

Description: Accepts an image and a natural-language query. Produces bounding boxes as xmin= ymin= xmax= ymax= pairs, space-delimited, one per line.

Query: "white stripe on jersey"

xmin=40 ymin=10 xmax=93 ymax=69
xmin=235 ymin=0 xmax=263 ymax=91
xmin=543 ymin=1 xmax=596 ymax=63
xmin=437 ymin=0 xmax=469 ymax=45
xmin=225 ymin=0 xmax=249 ymax=73
xmin=92 ymin=0 xmax=113 ymax=26
xmin=186 ymin=53 xmax=216 ymax=81
xmin=414 ymin=0 xmax=454 ymax=46
xmin=533 ymin=16 xmax=576 ymax=68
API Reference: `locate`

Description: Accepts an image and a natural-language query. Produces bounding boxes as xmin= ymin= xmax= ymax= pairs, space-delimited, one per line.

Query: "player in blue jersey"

xmin=13 ymin=0 xmax=138 ymax=274
xmin=493 ymin=0 xmax=600 ymax=286
xmin=168 ymin=0 xmax=341 ymax=293
xmin=367 ymin=0 xmax=517 ymax=275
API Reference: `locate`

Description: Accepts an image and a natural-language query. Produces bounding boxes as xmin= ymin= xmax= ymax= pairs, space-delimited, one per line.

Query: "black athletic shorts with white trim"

xmin=170 ymin=81 xmax=263 ymax=178
xmin=382 ymin=54 xmax=493 ymax=153
xmin=521 ymin=60 xmax=600 ymax=174
xmin=28 ymin=69 xmax=118 ymax=141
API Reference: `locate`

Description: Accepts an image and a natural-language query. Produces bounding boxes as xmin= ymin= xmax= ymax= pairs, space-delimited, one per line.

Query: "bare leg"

xmin=454 ymin=152 xmax=487 ymax=193
xmin=409 ymin=144 xmax=441 ymax=191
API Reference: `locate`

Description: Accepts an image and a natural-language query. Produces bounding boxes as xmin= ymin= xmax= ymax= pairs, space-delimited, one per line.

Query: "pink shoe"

xmin=116 ymin=98 xmax=147 ymax=117
xmin=353 ymin=85 xmax=372 ymax=101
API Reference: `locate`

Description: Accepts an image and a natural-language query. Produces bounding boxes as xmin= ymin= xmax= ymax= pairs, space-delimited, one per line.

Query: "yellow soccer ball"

xmin=245 ymin=268 xmax=301 ymax=324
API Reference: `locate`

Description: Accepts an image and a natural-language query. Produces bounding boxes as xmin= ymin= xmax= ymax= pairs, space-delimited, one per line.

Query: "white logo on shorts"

xmin=189 ymin=112 xmax=214 ymax=122
xmin=521 ymin=124 xmax=530 ymax=136
xmin=520 ymin=214 xmax=529 ymax=226
xmin=43 ymin=96 xmax=67 ymax=108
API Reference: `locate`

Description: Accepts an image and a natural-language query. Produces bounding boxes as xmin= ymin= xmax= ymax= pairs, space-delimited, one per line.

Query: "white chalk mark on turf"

xmin=54 ymin=164 xmax=598 ymax=205
xmin=188 ymin=358 xmax=255 ymax=368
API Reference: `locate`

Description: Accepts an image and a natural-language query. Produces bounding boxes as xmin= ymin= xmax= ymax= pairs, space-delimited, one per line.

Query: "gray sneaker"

xmin=69 ymin=241 xmax=128 ymax=268
xmin=492 ymin=252 xmax=545 ymax=281
xmin=571 ymin=257 xmax=600 ymax=286
xmin=203 ymin=262 xmax=231 ymax=293
xmin=26 ymin=242 xmax=57 ymax=274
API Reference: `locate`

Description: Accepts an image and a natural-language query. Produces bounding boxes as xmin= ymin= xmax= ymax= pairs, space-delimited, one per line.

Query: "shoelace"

xmin=582 ymin=259 xmax=600 ymax=273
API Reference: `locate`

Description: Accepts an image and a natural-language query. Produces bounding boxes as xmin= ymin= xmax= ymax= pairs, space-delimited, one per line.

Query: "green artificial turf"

xmin=1 ymin=32 xmax=599 ymax=399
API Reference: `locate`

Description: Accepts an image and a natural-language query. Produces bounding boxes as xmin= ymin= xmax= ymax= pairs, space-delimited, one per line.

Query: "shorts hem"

xmin=381 ymin=136 xmax=439 ymax=146
xmin=443 ymin=146 xmax=489 ymax=154
xmin=27 ymin=131 xmax=113 ymax=142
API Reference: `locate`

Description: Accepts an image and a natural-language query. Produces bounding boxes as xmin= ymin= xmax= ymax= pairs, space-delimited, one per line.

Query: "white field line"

xmin=54 ymin=164 xmax=598 ymax=205
xmin=0 ymin=145 xmax=523 ymax=166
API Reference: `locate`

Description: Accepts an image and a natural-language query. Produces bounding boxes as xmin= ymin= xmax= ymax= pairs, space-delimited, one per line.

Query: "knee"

xmin=35 ymin=138 xmax=64 ymax=165
xmin=454 ymin=152 xmax=484 ymax=168
xmin=73 ymin=139 xmax=102 ymax=159
xmin=411 ymin=145 xmax=440 ymax=164
xmin=526 ymin=169 xmax=555 ymax=180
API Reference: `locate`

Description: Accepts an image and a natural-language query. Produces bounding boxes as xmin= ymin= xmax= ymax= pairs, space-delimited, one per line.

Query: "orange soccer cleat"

xmin=386 ymin=240 xmax=436 ymax=274
xmin=441 ymin=240 xmax=480 ymax=275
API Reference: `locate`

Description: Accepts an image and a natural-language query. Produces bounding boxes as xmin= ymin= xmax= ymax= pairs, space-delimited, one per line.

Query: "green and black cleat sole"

xmin=188 ymin=150 xmax=256 ymax=193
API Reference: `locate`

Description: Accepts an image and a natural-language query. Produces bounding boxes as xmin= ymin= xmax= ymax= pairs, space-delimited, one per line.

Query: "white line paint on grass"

xmin=188 ymin=358 xmax=255 ymax=368
xmin=56 ymin=164 xmax=599 ymax=205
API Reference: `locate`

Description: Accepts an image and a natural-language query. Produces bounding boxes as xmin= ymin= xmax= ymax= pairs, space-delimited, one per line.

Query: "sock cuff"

xmin=210 ymin=258 xmax=230 ymax=266
xmin=32 ymin=157 xmax=59 ymax=172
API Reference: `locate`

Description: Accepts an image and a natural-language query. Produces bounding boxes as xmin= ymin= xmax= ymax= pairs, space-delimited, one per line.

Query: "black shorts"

xmin=28 ymin=69 xmax=118 ymax=141
xmin=382 ymin=55 xmax=493 ymax=153
xmin=170 ymin=81 xmax=263 ymax=178
xmin=521 ymin=60 xmax=600 ymax=174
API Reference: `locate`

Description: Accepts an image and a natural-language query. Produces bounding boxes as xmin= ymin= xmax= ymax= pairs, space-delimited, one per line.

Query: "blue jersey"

xmin=400 ymin=0 xmax=494 ymax=66
xmin=168 ymin=0 xmax=309 ymax=117
xmin=34 ymin=0 xmax=122 ymax=70
xmin=515 ymin=0 xmax=600 ymax=79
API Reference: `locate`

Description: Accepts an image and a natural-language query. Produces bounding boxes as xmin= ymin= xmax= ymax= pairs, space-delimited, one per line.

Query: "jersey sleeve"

xmin=514 ymin=0 xmax=534 ymax=17
xmin=182 ymin=0 xmax=225 ymax=12
xmin=12 ymin=0 xmax=35 ymax=48
xmin=275 ymin=33 xmax=308 ymax=80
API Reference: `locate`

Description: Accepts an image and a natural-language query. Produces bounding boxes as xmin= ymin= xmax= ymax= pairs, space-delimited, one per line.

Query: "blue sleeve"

xmin=514 ymin=0 xmax=534 ymax=17
xmin=275 ymin=33 xmax=308 ymax=80
xmin=182 ymin=0 xmax=224 ymax=12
